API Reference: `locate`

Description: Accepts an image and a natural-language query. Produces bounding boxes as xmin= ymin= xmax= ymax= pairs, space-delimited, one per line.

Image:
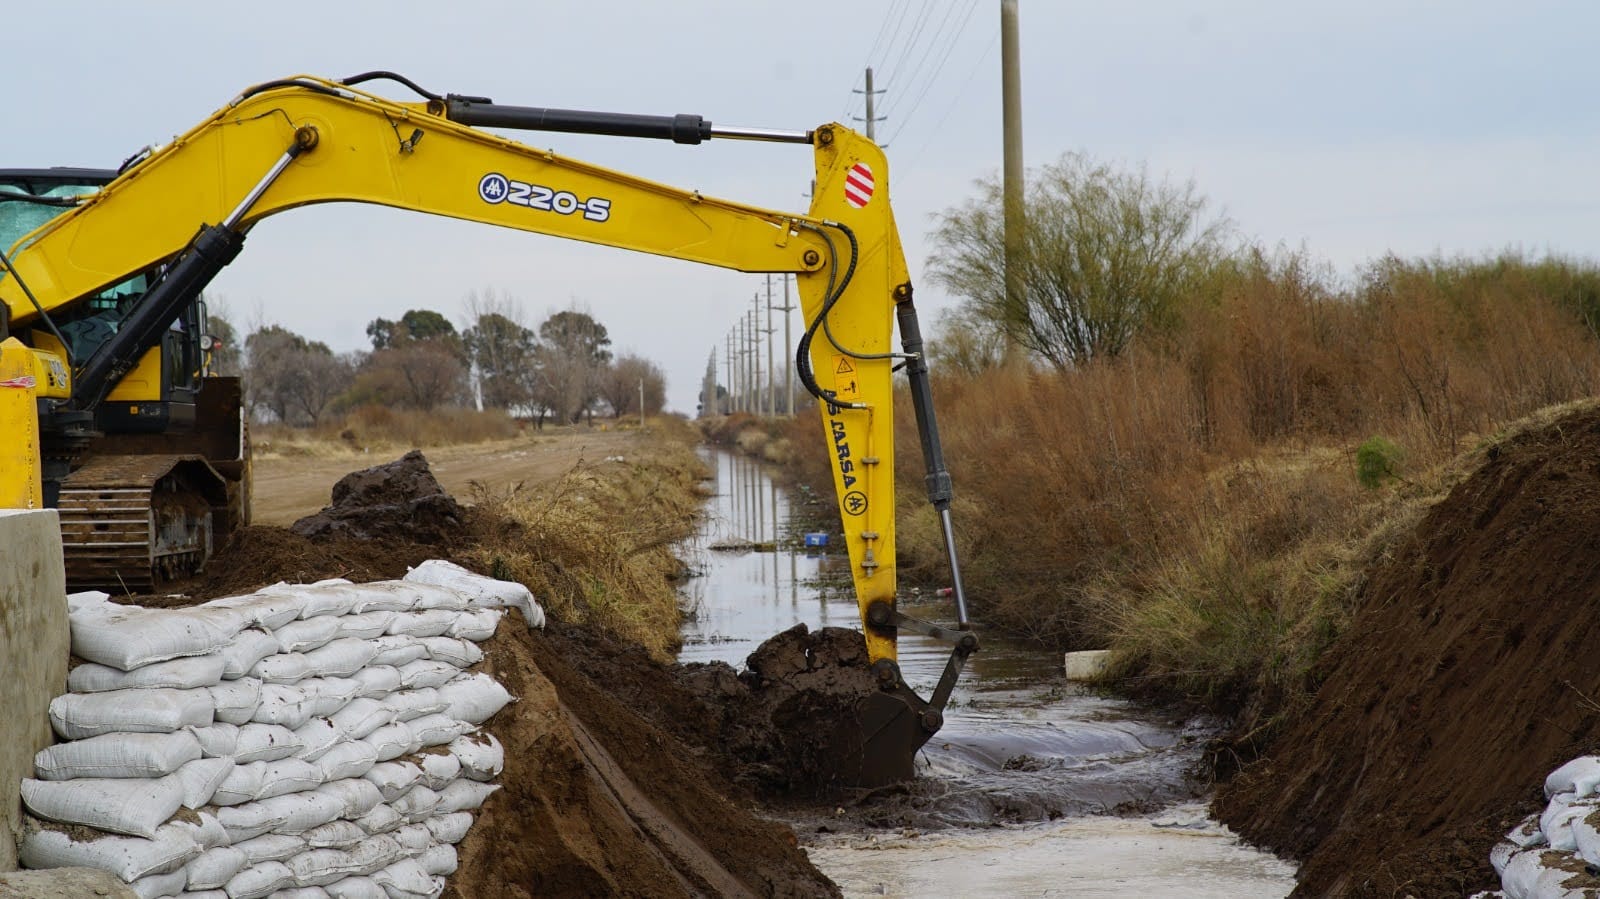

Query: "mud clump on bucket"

xmin=289 ymin=449 xmax=463 ymax=544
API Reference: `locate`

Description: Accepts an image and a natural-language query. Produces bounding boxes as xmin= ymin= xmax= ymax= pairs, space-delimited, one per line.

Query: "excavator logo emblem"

xmin=478 ymin=172 xmax=612 ymax=223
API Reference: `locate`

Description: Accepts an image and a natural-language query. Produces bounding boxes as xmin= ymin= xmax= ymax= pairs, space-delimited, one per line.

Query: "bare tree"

xmin=462 ymin=289 xmax=538 ymax=411
xmin=244 ymin=325 xmax=353 ymax=425
xmin=351 ymin=342 xmax=467 ymax=411
xmin=536 ymin=306 xmax=612 ymax=423
xmin=598 ymin=353 xmax=667 ymax=418
xmin=929 ymin=152 xmax=1234 ymax=370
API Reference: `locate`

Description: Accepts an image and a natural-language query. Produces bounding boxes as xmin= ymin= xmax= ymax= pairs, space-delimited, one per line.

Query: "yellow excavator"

xmin=0 ymin=72 xmax=977 ymax=786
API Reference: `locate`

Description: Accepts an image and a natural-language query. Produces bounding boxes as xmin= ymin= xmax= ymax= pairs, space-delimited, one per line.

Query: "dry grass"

xmin=255 ymin=406 xmax=521 ymax=457
xmin=462 ymin=423 xmax=709 ymax=660
xmin=784 ymin=251 xmax=1600 ymax=721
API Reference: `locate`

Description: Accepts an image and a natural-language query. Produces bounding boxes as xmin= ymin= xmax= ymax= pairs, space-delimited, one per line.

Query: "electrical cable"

xmin=338 ymin=71 xmax=443 ymax=101
xmin=883 ymin=0 xmax=982 ymax=145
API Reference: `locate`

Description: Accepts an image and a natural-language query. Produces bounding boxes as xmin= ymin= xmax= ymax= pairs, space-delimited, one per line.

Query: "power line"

xmin=883 ymin=0 xmax=983 ymax=145
xmin=880 ymin=1 xmax=937 ymax=92
xmin=844 ymin=0 xmax=910 ymax=120
xmin=879 ymin=0 xmax=971 ymax=120
xmin=902 ymin=25 xmax=1001 ymax=174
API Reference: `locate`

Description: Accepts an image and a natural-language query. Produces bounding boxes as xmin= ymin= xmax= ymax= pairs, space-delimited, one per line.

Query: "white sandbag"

xmin=1542 ymin=795 xmax=1594 ymax=852
xmin=234 ymin=723 xmax=305 ymax=763
xmin=211 ymin=593 xmax=303 ymax=630
xmin=69 ymin=653 xmax=226 ymax=692
xmin=416 ymin=843 xmax=457 ymax=877
xmin=423 ymin=813 xmax=472 ymax=846
xmin=352 ymin=803 xmax=403 ymax=836
xmin=225 ymin=861 xmax=295 ymax=899
xmin=318 ymin=741 xmax=379 ymax=783
xmin=390 ymin=823 xmax=432 ymax=853
xmin=408 ymin=714 xmax=468 ymax=749
xmin=35 ymin=730 xmax=202 ymax=780
xmin=299 ymin=677 xmax=363 ymax=718
xmin=395 ymin=661 xmax=458 ymax=691
xmin=366 ymin=636 xmax=428 ymax=669
xmin=221 ymin=630 xmax=284 ymax=680
xmin=404 ymin=561 xmax=541 ymax=627
xmin=382 ymin=690 xmax=445 ymax=724
xmin=293 ymin=718 xmax=344 ymax=762
xmin=302 ymin=639 xmax=380 ymax=679
xmin=274 ymin=617 xmax=342 ymax=654
xmin=341 ymin=584 xmax=418 ymax=615
xmin=338 ymin=611 xmax=397 ymax=641
xmin=315 ymin=778 xmax=384 ymax=819
xmin=371 ymin=858 xmax=436 ymax=899
xmin=189 ymin=723 xmax=241 ymax=758
xmin=234 ymin=833 xmax=307 ymax=865
xmin=1491 ymin=840 xmax=1518 ymax=877
xmin=185 ymin=845 xmax=249 ymax=890
xmin=216 ymin=801 xmax=291 ymax=844
xmin=418 ymin=636 xmax=482 ymax=668
xmin=286 ymin=848 xmax=363 ymax=887
xmin=434 ymin=778 xmax=499 ymax=815
xmin=346 ymin=835 xmax=406 ymax=876
xmin=68 ymin=589 xmax=111 ymax=612
xmin=448 ymin=733 xmax=503 ymax=782
xmin=127 ymin=867 xmax=187 ymax=899
xmin=436 ymin=673 xmax=514 ymax=725
xmin=209 ymin=677 xmax=264 ymax=725
xmin=185 ymin=891 xmax=230 ymax=899
xmin=1507 ymin=813 xmax=1547 ymax=850
xmin=445 ymin=608 xmax=502 ymax=642
xmin=274 ymin=887 xmax=333 ymax=899
xmin=1501 ymin=848 xmax=1542 ymax=899
xmin=331 ymin=698 xmax=394 ymax=741
xmin=416 ymin=753 xmax=460 ymax=791
xmin=363 ymin=723 xmax=418 ymax=762
xmin=175 ymin=757 xmax=236 ymax=809
xmin=260 ymin=758 xmax=326 ymax=799
xmin=214 ymin=763 xmax=269 ymax=807
xmin=71 ymin=604 xmax=245 ymax=671
xmin=404 ymin=583 xmax=471 ymax=612
xmin=254 ymin=790 xmax=346 ymax=835
xmin=385 ymin=611 xmax=459 ymax=640
xmin=51 ymin=688 xmax=215 ymax=740
xmin=22 ymin=773 xmax=185 ymax=838
xmin=1574 ymin=812 xmax=1600 ymax=868
xmin=18 ymin=820 xmax=200 ymax=883
xmin=252 ymin=653 xmax=315 ymax=685
xmin=252 ymin=685 xmax=313 ymax=730
xmin=1549 ymin=756 xmax=1600 ymax=799
xmin=302 ymin=820 xmax=367 ymax=850
xmin=363 ymin=763 xmax=422 ymax=802
xmin=325 ymin=876 xmax=388 ymax=899
xmin=390 ymin=785 xmax=439 ymax=824
xmin=351 ymin=667 xmax=402 ymax=700
xmin=295 ymin=586 xmax=359 ymax=620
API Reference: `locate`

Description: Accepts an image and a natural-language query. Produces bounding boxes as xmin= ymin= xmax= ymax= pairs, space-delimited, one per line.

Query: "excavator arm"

xmin=0 ymin=74 xmax=974 ymax=785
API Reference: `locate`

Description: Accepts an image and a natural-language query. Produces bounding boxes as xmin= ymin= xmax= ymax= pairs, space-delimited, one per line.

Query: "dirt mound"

xmin=1214 ymin=406 xmax=1600 ymax=897
xmin=446 ymin=614 xmax=838 ymax=898
xmin=537 ymin=621 xmax=889 ymax=799
xmin=289 ymin=449 xmax=463 ymax=544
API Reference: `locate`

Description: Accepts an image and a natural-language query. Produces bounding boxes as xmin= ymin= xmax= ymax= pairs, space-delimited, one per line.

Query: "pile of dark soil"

xmin=541 ymin=621 xmax=884 ymax=799
xmin=289 ymin=449 xmax=463 ymax=543
xmin=1215 ymin=406 xmax=1600 ymax=897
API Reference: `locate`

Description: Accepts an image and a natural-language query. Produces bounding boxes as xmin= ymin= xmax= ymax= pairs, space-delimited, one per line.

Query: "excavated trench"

xmin=679 ymin=449 xmax=1297 ymax=896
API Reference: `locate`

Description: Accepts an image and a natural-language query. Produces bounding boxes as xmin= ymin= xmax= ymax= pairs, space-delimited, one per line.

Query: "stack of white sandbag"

xmin=19 ymin=560 xmax=532 ymax=899
xmin=1488 ymin=755 xmax=1600 ymax=899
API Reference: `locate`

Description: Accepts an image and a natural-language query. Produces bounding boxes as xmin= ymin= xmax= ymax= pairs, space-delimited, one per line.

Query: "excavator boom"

xmin=0 ymin=73 xmax=975 ymax=786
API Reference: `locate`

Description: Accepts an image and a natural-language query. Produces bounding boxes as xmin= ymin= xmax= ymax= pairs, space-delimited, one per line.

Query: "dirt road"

xmin=252 ymin=429 xmax=638 ymax=525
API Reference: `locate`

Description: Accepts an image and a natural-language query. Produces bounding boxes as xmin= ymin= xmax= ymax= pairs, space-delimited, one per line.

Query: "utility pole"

xmin=723 ymin=332 xmax=733 ymax=415
xmin=764 ymin=277 xmax=776 ymax=417
xmin=772 ymin=274 xmax=796 ymax=416
xmin=749 ymin=295 xmax=763 ymax=417
xmin=853 ymin=66 xmax=886 ymax=142
xmin=1001 ymin=0 xmax=1025 ymax=359
xmin=736 ymin=318 xmax=747 ymax=413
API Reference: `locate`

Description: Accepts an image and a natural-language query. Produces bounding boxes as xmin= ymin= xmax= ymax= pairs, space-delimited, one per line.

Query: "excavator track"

xmin=57 ymin=454 xmax=230 ymax=593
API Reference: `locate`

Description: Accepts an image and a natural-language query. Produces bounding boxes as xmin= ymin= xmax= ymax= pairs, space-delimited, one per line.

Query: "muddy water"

xmin=679 ymin=450 xmax=1296 ymax=897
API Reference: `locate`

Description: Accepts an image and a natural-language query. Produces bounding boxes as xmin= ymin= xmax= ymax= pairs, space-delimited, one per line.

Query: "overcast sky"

xmin=9 ymin=1 xmax=1598 ymax=413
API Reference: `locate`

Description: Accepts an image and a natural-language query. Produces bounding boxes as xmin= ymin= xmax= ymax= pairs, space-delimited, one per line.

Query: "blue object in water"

xmin=803 ymin=532 xmax=829 ymax=548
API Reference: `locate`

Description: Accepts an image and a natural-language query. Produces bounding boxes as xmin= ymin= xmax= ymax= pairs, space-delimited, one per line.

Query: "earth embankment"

xmin=1215 ymin=405 xmax=1600 ymax=896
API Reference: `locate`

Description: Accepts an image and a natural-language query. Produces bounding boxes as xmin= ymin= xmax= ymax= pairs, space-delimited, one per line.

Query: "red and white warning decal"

xmin=0 ymin=375 xmax=37 ymax=389
xmin=844 ymin=162 xmax=875 ymax=208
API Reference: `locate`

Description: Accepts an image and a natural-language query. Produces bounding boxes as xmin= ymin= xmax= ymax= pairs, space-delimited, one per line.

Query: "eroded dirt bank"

xmin=1215 ymin=406 xmax=1600 ymax=897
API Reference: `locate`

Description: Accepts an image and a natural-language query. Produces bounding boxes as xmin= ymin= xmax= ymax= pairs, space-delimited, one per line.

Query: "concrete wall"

xmin=0 ymin=510 xmax=66 ymax=872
